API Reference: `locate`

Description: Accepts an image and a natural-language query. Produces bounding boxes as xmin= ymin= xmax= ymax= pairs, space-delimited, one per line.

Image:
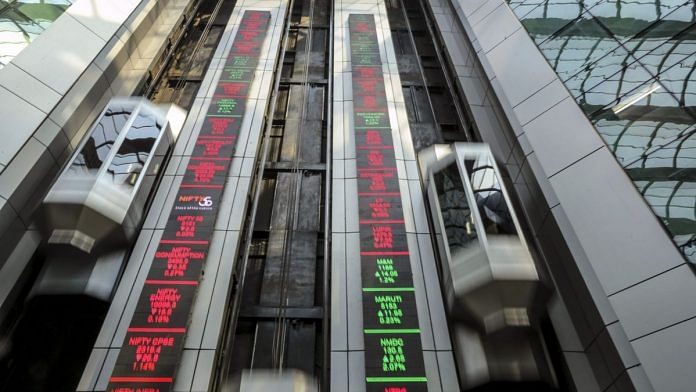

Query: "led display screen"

xmin=107 ymin=11 xmax=271 ymax=392
xmin=349 ymin=14 xmax=428 ymax=392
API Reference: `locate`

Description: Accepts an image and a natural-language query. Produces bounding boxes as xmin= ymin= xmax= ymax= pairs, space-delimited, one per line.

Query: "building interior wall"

xmin=0 ymin=0 xmax=197 ymax=327
xmin=0 ymin=0 xmax=693 ymax=391
xmin=427 ymin=1 xmax=696 ymax=391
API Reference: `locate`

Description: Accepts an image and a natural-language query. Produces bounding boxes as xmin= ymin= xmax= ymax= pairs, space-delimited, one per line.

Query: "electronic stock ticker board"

xmin=107 ymin=11 xmax=271 ymax=392
xmin=349 ymin=14 xmax=429 ymax=392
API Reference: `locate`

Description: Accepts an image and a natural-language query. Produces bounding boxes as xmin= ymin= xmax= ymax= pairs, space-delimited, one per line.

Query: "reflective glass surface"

xmin=68 ymin=104 xmax=133 ymax=175
xmin=434 ymin=162 xmax=479 ymax=254
xmin=510 ymin=0 xmax=696 ymax=262
xmin=591 ymin=82 xmax=695 ymax=162
xmin=464 ymin=157 xmax=518 ymax=235
xmin=0 ymin=0 xmax=72 ymax=67
xmin=107 ymin=107 xmax=162 ymax=188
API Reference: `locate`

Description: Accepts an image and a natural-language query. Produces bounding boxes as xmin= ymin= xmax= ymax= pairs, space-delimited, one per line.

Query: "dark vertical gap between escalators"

xmin=215 ymin=0 xmax=331 ymax=389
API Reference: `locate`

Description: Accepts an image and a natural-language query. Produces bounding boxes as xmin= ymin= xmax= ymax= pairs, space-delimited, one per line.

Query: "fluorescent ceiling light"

xmin=612 ymin=82 xmax=662 ymax=114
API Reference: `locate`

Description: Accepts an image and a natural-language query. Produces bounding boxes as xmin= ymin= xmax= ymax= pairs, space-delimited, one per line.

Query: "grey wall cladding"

xmin=0 ymin=0 xmax=195 ymax=324
xmin=425 ymin=0 xmax=670 ymax=390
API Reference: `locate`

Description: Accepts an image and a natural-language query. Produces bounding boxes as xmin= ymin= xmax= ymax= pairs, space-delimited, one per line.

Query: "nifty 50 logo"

xmin=175 ymin=194 xmax=214 ymax=211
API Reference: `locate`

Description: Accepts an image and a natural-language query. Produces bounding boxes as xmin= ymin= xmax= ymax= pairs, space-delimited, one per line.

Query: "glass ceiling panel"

xmin=0 ymin=0 xmax=71 ymax=68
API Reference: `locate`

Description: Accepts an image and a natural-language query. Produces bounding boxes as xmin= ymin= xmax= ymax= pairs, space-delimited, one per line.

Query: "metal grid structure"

xmin=215 ymin=0 xmax=332 ymax=387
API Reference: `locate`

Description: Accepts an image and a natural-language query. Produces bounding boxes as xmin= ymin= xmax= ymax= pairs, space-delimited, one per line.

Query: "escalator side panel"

xmin=330 ymin=3 xmax=460 ymax=391
xmin=78 ymin=2 xmax=291 ymax=390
